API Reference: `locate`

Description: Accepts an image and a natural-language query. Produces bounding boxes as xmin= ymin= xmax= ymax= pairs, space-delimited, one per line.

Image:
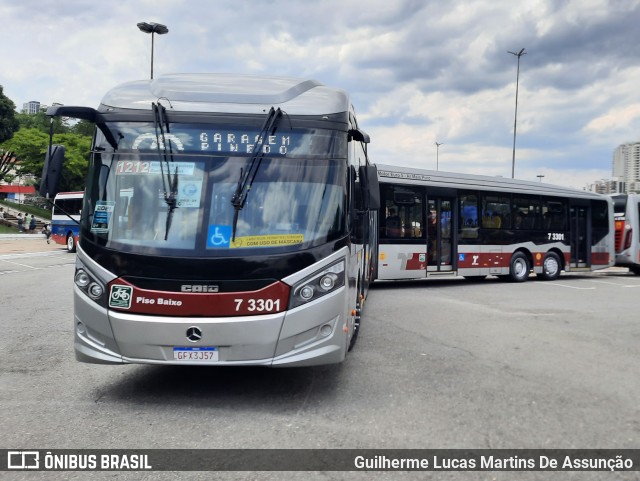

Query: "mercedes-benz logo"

xmin=186 ymin=326 xmax=202 ymax=343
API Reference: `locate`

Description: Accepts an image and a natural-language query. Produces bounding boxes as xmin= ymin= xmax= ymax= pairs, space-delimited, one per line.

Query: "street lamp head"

xmin=137 ymin=22 xmax=168 ymax=35
xmin=508 ymin=48 xmax=526 ymax=57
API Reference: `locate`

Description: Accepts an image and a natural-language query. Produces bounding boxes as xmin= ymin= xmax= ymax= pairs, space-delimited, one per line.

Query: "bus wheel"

xmin=508 ymin=252 xmax=530 ymax=282
xmin=66 ymin=234 xmax=77 ymax=253
xmin=539 ymin=252 xmax=561 ymax=281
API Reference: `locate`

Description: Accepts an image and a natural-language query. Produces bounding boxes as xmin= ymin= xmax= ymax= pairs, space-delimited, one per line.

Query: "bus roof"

xmin=98 ymin=73 xmax=351 ymax=116
xmin=376 ymin=164 xmax=606 ymax=200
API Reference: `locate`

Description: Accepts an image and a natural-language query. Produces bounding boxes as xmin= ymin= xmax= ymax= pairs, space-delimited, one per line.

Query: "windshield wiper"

xmin=230 ymin=107 xmax=283 ymax=241
xmin=152 ymin=102 xmax=179 ymax=240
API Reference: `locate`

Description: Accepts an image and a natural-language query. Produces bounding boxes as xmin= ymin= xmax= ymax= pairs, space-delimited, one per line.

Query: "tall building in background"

xmin=22 ymin=100 xmax=41 ymax=114
xmin=612 ymin=142 xmax=640 ymax=193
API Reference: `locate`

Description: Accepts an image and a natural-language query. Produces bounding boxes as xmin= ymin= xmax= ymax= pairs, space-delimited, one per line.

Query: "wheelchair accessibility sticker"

xmin=207 ymin=225 xmax=232 ymax=248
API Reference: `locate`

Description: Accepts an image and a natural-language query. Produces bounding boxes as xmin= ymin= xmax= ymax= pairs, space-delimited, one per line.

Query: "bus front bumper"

xmin=74 ymin=285 xmax=349 ymax=367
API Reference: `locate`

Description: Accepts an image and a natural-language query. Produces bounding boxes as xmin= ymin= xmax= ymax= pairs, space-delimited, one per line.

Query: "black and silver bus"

xmin=42 ymin=74 xmax=379 ymax=366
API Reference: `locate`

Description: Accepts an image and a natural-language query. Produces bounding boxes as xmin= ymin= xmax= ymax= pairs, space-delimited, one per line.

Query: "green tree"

xmin=0 ymin=128 xmax=91 ymax=192
xmin=0 ymin=85 xmax=20 ymax=143
xmin=53 ymin=133 xmax=92 ymax=191
xmin=69 ymin=120 xmax=95 ymax=137
xmin=16 ymin=111 xmax=67 ymax=135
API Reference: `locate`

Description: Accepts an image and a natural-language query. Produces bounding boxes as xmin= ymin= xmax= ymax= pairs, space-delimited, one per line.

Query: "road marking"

xmin=538 ymin=282 xmax=595 ymax=290
xmin=0 ymin=259 xmax=39 ymax=269
xmin=580 ymin=279 xmax=640 ymax=289
xmin=587 ymin=279 xmax=628 ymax=286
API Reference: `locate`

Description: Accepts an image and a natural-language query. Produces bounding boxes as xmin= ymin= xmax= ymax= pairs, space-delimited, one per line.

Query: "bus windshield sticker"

xmin=91 ymin=201 xmax=116 ymax=233
xmin=207 ymin=225 xmax=232 ymax=248
xmin=109 ymin=285 xmax=133 ymax=309
xmin=177 ymin=178 xmax=203 ymax=208
xmin=230 ymin=234 xmax=304 ymax=249
xmin=206 ymin=228 xmax=304 ymax=249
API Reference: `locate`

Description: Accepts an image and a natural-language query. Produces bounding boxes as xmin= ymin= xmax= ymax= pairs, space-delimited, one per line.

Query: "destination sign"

xmin=114 ymin=123 xmax=344 ymax=157
xmin=198 ymin=130 xmax=291 ymax=155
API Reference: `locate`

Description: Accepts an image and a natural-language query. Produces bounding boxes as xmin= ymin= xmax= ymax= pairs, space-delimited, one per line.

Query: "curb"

xmin=0 ymin=234 xmax=47 ymax=240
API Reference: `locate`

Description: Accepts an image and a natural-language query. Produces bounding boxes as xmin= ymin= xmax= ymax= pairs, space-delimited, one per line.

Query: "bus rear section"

xmin=611 ymin=194 xmax=640 ymax=274
xmin=51 ymin=191 xmax=82 ymax=253
xmin=375 ymin=165 xmax=614 ymax=282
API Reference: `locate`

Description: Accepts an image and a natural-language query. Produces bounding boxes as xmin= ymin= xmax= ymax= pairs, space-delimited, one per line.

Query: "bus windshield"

xmin=83 ymin=122 xmax=347 ymax=257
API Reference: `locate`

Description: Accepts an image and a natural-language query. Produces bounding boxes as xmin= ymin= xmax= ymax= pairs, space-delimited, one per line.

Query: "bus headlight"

xmin=74 ymin=266 xmax=106 ymax=304
xmin=289 ymin=259 xmax=345 ymax=309
xmin=74 ymin=269 xmax=91 ymax=288
xmin=319 ymin=273 xmax=338 ymax=292
xmin=88 ymin=283 xmax=104 ymax=299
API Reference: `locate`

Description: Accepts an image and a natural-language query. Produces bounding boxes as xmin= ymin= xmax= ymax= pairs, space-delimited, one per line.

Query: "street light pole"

xmin=537 ymin=174 xmax=544 ymax=182
xmin=435 ymin=141 xmax=443 ymax=171
xmin=508 ymin=47 xmax=526 ymax=179
xmin=137 ymin=22 xmax=169 ymax=79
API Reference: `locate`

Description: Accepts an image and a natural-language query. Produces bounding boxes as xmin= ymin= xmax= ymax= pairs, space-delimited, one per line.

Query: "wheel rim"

xmin=67 ymin=236 xmax=74 ymax=251
xmin=513 ymin=258 xmax=527 ymax=278
xmin=544 ymin=256 xmax=559 ymax=277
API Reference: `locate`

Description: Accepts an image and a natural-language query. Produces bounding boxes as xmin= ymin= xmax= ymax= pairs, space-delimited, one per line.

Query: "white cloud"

xmin=2 ymin=0 xmax=640 ymax=190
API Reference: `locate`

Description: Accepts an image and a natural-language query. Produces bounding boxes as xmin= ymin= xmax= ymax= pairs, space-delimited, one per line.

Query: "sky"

xmin=2 ymin=0 xmax=640 ymax=189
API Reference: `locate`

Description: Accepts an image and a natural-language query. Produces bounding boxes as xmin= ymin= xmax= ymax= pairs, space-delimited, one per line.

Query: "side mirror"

xmin=39 ymin=145 xmax=65 ymax=198
xmin=348 ymin=128 xmax=370 ymax=144
xmin=358 ymin=164 xmax=380 ymax=210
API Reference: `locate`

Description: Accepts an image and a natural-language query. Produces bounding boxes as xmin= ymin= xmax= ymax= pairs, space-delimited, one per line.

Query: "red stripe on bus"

xmin=107 ymin=279 xmax=290 ymax=317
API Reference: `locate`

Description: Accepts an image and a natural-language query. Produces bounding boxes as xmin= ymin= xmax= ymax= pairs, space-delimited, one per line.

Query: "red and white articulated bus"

xmin=375 ymin=165 xmax=614 ymax=282
xmin=611 ymin=193 xmax=640 ymax=275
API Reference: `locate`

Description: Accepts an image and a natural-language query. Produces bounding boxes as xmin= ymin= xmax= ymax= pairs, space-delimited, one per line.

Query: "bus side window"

xmin=482 ymin=195 xmax=509 ymax=229
xmin=543 ymin=200 xmax=567 ymax=230
xmin=381 ymin=186 xmax=423 ymax=239
xmin=459 ymin=193 xmax=478 ymax=239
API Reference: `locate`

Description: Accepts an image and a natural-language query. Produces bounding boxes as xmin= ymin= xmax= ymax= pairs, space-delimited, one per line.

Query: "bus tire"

xmin=539 ymin=252 xmax=562 ymax=281
xmin=508 ymin=252 xmax=530 ymax=282
xmin=66 ymin=234 xmax=77 ymax=253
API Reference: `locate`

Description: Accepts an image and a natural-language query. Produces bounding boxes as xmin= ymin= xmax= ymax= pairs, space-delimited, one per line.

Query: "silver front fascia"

xmin=74 ymin=247 xmax=351 ymax=366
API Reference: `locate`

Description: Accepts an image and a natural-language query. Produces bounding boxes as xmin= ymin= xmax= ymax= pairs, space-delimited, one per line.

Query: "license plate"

xmin=173 ymin=347 xmax=218 ymax=361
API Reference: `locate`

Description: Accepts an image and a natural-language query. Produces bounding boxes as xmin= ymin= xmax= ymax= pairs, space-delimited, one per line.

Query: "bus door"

xmin=426 ymin=197 xmax=455 ymax=273
xmin=569 ymin=203 xmax=590 ymax=268
xmin=378 ymin=185 xmax=427 ymax=280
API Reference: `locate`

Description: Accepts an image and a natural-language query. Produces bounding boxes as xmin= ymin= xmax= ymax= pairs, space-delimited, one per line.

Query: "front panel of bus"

xmin=72 ymin=112 xmax=365 ymax=366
